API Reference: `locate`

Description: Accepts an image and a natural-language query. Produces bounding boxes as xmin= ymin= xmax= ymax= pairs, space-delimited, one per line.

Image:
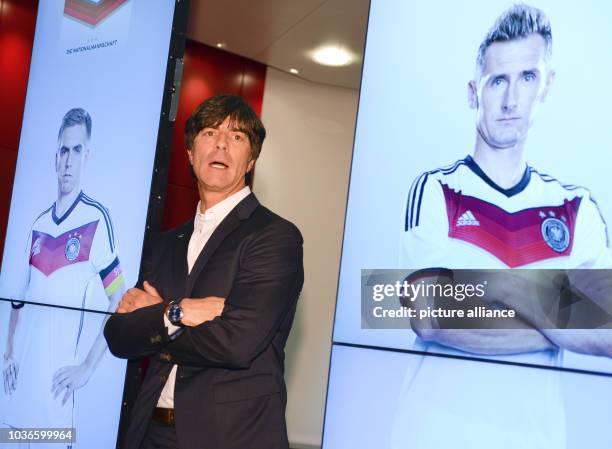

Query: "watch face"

xmin=168 ymin=302 xmax=183 ymax=325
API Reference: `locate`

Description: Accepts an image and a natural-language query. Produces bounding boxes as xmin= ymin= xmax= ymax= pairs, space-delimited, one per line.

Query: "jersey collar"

xmin=464 ymin=155 xmax=531 ymax=198
xmin=52 ymin=190 xmax=83 ymax=225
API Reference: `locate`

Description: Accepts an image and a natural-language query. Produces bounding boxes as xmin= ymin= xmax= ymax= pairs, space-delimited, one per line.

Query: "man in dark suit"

xmin=104 ymin=94 xmax=304 ymax=449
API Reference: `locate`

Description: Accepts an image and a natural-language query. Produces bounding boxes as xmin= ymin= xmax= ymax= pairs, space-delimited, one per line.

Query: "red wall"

xmin=0 ymin=0 xmax=38 ymax=260
xmin=162 ymin=39 xmax=266 ymax=230
xmin=0 ymin=2 xmax=267 ymax=251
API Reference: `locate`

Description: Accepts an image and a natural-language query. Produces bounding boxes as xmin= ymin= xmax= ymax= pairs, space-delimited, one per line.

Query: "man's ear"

xmin=540 ymin=69 xmax=555 ymax=103
xmin=186 ymin=148 xmax=193 ymax=165
xmin=467 ymin=80 xmax=479 ymax=110
xmin=247 ymin=159 xmax=256 ymax=173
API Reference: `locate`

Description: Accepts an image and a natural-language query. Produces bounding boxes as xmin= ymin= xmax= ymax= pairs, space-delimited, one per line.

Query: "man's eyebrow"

xmin=488 ymin=73 xmax=509 ymax=82
xmin=200 ymin=124 xmax=246 ymax=133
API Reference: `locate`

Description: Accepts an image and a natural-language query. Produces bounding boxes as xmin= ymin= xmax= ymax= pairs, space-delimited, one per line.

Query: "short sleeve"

xmin=572 ymin=191 xmax=612 ymax=268
xmin=89 ymin=206 xmax=125 ymax=296
xmin=90 ymin=206 xmax=117 ymax=272
xmin=400 ymin=173 xmax=450 ymax=269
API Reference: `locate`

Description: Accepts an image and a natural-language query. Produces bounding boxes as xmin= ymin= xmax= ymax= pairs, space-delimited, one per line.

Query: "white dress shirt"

xmin=156 ymin=186 xmax=251 ymax=409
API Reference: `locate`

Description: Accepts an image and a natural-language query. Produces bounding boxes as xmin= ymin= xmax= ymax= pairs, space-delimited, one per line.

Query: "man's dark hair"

xmin=58 ymin=108 xmax=92 ymax=141
xmin=476 ymin=4 xmax=552 ymax=75
xmin=185 ymin=94 xmax=266 ymax=159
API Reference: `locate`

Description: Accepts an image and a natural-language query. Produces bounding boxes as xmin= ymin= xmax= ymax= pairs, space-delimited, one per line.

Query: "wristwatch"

xmin=165 ymin=299 xmax=184 ymax=326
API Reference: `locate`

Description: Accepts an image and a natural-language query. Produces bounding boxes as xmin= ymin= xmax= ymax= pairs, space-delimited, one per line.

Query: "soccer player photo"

xmin=1 ymin=108 xmax=125 ymax=445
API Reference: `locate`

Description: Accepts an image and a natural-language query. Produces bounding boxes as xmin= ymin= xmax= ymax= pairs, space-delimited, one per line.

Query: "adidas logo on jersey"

xmin=456 ymin=210 xmax=480 ymax=226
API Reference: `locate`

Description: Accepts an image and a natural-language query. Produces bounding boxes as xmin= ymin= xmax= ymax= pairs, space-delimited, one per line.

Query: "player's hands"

xmin=180 ymin=297 xmax=226 ymax=327
xmin=51 ymin=362 xmax=94 ymax=405
xmin=116 ymin=281 xmax=163 ymax=313
xmin=3 ymin=353 xmax=19 ymax=395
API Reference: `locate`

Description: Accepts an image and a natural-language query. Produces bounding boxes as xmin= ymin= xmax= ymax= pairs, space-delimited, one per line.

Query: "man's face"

xmin=56 ymin=124 xmax=89 ymax=195
xmin=468 ymin=34 xmax=554 ymax=149
xmin=188 ymin=116 xmax=255 ymax=196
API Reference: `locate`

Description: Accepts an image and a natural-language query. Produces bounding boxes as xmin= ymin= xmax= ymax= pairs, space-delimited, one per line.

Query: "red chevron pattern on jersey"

xmin=29 ymin=221 xmax=99 ymax=276
xmin=64 ymin=0 xmax=128 ymax=26
xmin=442 ymin=184 xmax=580 ymax=267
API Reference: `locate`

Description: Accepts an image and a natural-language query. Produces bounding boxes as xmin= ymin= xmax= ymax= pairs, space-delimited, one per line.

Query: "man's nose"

xmin=65 ymin=150 xmax=73 ymax=166
xmin=215 ymin=132 xmax=228 ymax=150
xmin=502 ymin=81 xmax=519 ymax=113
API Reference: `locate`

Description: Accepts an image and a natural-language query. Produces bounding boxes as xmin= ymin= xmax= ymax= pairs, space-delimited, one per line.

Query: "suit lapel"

xmin=185 ymin=193 xmax=259 ymax=296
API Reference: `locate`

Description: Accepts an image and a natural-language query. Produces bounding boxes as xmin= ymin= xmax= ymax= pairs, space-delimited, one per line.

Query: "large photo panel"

xmin=333 ymin=0 xmax=612 ymax=373
xmin=0 ymin=300 xmax=127 ymax=448
xmin=323 ymin=344 xmax=612 ymax=449
xmin=0 ymin=0 xmax=176 ymax=311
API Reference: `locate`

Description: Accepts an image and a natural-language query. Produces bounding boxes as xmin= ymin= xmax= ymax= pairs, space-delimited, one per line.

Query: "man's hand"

xmin=116 ymin=281 xmax=163 ymax=313
xmin=180 ymin=297 xmax=226 ymax=327
xmin=51 ymin=362 xmax=94 ymax=405
xmin=3 ymin=354 xmax=19 ymax=395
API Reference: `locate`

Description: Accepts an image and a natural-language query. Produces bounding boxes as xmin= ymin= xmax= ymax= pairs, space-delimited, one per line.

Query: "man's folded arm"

xmin=415 ymin=327 xmax=556 ymax=355
xmin=409 ymin=271 xmax=556 ymax=355
xmin=163 ymin=221 xmax=304 ymax=369
xmin=104 ymin=302 xmax=168 ymax=359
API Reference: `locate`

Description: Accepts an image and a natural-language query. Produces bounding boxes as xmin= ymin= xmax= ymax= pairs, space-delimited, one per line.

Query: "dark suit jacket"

xmin=104 ymin=194 xmax=304 ymax=449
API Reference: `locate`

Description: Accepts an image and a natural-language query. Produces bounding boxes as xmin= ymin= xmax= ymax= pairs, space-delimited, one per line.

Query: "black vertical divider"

xmin=114 ymin=1 xmax=190 ymax=447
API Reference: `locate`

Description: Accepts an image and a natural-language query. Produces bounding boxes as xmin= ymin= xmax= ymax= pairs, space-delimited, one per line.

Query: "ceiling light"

xmin=311 ymin=45 xmax=353 ymax=66
xmin=216 ymin=42 xmax=226 ymax=49
xmin=289 ymin=68 xmax=299 ymax=75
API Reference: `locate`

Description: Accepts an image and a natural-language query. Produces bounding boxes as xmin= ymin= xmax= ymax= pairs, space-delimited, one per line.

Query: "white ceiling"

xmin=186 ymin=0 xmax=370 ymax=90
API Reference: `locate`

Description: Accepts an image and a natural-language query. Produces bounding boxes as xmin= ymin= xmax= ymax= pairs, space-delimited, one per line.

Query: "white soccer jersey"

xmin=5 ymin=191 xmax=122 ymax=435
xmin=25 ymin=191 xmax=119 ymax=309
xmin=401 ymin=155 xmax=611 ymax=269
